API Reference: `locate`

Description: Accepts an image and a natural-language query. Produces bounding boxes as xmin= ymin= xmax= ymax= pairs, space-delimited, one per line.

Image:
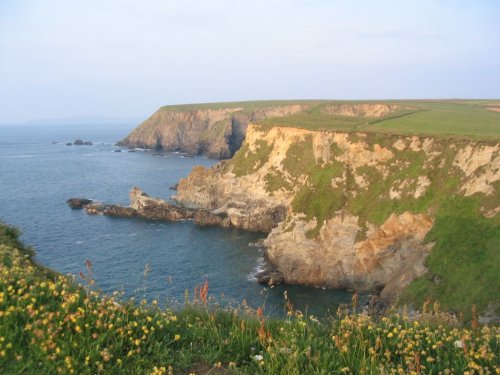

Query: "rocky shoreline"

xmin=68 ymin=187 xmax=242 ymax=229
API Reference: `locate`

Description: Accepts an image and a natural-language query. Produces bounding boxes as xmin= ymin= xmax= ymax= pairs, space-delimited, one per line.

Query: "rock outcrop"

xmin=117 ymin=104 xmax=308 ymax=158
xmin=264 ymin=212 xmax=434 ymax=296
xmin=175 ymin=124 xmax=499 ymax=299
xmin=70 ymin=187 xmax=237 ymax=227
xmin=67 ymin=198 xmax=93 ymax=209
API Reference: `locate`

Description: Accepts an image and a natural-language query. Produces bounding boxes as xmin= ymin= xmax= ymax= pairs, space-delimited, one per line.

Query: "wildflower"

xmin=253 ymin=354 xmax=264 ymax=362
xmin=454 ymin=340 xmax=464 ymax=348
xmin=174 ymin=334 xmax=181 ymax=341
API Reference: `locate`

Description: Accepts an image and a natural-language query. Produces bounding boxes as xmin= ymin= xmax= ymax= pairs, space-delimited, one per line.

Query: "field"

xmin=0 ymin=223 xmax=498 ymax=374
xmin=159 ymin=99 xmax=500 ymax=139
xmin=260 ymin=100 xmax=500 ymax=139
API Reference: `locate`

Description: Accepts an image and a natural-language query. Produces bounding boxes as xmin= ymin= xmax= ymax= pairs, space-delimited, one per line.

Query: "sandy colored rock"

xmin=264 ymin=212 xmax=433 ymax=292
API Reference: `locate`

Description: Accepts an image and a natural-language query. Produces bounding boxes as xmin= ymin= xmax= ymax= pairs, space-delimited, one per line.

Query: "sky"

xmin=0 ymin=0 xmax=499 ymax=124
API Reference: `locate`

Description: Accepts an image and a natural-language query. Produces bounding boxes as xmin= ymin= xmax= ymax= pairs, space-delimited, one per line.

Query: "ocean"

xmin=0 ymin=123 xmax=356 ymax=316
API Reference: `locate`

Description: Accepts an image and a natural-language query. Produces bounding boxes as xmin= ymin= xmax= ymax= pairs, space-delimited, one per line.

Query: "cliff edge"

xmin=175 ymin=122 xmax=500 ymax=313
xmin=117 ymin=102 xmax=309 ymax=158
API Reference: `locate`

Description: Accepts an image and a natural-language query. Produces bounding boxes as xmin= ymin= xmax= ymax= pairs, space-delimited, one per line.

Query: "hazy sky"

xmin=1 ymin=0 xmax=499 ymax=123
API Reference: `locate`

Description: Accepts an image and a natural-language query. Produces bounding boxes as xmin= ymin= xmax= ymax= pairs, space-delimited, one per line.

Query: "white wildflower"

xmin=454 ymin=340 xmax=464 ymax=348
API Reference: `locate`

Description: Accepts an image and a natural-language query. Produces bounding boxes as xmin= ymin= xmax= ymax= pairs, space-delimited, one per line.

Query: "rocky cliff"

xmin=117 ymin=104 xmax=308 ymax=158
xmin=175 ymin=124 xmax=500 ymax=303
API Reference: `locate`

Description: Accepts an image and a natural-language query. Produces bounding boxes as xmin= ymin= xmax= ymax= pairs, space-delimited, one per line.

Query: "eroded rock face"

xmin=175 ymin=124 xmax=499 ymax=297
xmin=128 ymin=187 xmax=195 ymax=221
xmin=453 ymin=144 xmax=500 ymax=196
xmin=176 ymin=164 xmax=289 ymax=232
xmin=264 ymin=212 xmax=434 ymax=293
xmin=117 ymin=105 xmax=308 ymax=158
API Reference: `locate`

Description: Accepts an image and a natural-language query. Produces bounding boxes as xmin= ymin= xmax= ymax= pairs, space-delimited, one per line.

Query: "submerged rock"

xmin=66 ymin=198 xmax=93 ymax=209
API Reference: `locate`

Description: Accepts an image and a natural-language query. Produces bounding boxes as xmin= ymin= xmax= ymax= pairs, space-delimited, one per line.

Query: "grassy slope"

xmin=400 ymin=197 xmax=500 ymax=316
xmin=0 ymin=223 xmax=498 ymax=374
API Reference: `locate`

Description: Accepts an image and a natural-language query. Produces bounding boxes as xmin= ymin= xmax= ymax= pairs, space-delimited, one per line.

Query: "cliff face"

xmin=176 ymin=124 xmax=499 ymax=298
xmin=117 ymin=105 xmax=308 ymax=158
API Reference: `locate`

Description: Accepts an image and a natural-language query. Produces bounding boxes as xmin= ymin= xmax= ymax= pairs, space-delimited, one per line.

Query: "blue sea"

xmin=0 ymin=123 xmax=356 ymax=316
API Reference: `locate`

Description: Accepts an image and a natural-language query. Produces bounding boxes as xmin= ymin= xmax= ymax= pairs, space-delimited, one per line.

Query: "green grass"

xmin=259 ymin=100 xmax=500 ymax=139
xmin=231 ymin=140 xmax=274 ymax=177
xmin=0 ymin=222 xmax=498 ymax=374
xmin=400 ymin=197 xmax=500 ymax=318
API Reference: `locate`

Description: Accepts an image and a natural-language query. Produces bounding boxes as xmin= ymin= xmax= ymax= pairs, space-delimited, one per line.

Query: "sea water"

xmin=0 ymin=123 xmax=356 ymax=316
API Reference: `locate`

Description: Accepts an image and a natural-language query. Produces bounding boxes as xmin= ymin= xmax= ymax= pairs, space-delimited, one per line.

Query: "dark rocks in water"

xmin=128 ymin=149 xmax=136 ymax=153
xmin=66 ymin=198 xmax=93 ymax=209
xmin=256 ymin=267 xmax=284 ymax=287
xmin=73 ymin=139 xmax=93 ymax=146
xmin=66 ymin=142 xmax=73 ymax=146
xmin=169 ymin=183 xmax=178 ymax=190
xmin=76 ymin=187 xmax=196 ymax=222
xmin=114 ymin=149 xmax=122 ymax=152
xmin=85 ymin=203 xmax=137 ymax=217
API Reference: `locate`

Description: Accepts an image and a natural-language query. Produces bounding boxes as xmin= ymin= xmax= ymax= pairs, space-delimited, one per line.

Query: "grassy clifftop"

xmin=259 ymin=100 xmax=500 ymax=139
xmin=0 ymin=223 xmax=498 ymax=374
xmin=158 ymin=99 xmax=500 ymax=140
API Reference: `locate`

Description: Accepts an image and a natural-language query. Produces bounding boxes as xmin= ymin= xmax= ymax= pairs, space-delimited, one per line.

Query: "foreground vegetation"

xmin=0 ymin=223 xmax=498 ymax=374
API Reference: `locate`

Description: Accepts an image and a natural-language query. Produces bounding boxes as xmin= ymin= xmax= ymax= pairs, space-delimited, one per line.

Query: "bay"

xmin=0 ymin=123 xmax=356 ymax=316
